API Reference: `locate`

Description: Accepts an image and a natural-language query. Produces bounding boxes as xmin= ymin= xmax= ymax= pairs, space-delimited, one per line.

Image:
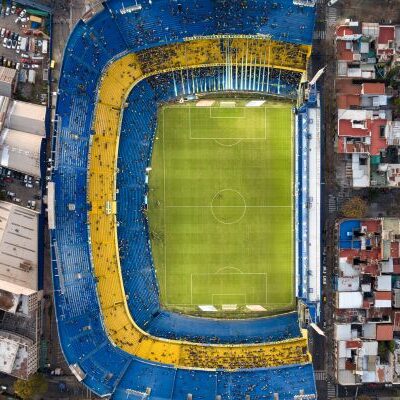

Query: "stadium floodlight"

xmin=293 ymin=0 xmax=316 ymax=6
xmin=120 ymin=2 xmax=142 ymax=14
xmin=245 ymin=100 xmax=266 ymax=107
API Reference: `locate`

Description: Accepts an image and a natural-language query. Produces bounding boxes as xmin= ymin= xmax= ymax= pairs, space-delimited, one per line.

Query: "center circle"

xmin=211 ymin=189 xmax=246 ymax=225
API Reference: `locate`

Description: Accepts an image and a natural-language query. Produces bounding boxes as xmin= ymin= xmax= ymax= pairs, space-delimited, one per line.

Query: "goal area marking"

xmin=185 ymin=106 xmax=268 ymax=140
xmin=190 ymin=272 xmax=268 ymax=306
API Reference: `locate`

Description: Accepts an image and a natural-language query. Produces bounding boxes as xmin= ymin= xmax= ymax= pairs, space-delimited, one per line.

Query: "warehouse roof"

xmin=6 ymin=100 xmax=46 ymax=136
xmin=0 ymin=202 xmax=38 ymax=295
xmin=0 ymin=66 xmax=16 ymax=86
xmin=0 ymin=128 xmax=43 ymax=177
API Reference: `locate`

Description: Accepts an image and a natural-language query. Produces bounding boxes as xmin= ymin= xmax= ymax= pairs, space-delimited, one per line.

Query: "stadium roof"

xmin=0 ymin=202 xmax=39 ymax=296
xmin=0 ymin=128 xmax=43 ymax=177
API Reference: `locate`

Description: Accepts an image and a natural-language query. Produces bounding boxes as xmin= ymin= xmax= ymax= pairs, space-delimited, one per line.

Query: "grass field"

xmin=147 ymin=99 xmax=295 ymax=316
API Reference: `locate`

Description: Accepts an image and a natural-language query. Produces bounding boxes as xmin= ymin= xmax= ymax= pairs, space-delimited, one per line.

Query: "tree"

xmin=340 ymin=197 xmax=367 ymax=219
xmin=14 ymin=374 xmax=48 ymax=400
xmin=357 ymin=396 xmax=372 ymax=400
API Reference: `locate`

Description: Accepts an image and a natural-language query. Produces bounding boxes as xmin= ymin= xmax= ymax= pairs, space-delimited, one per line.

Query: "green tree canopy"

xmin=14 ymin=373 xmax=48 ymax=400
xmin=341 ymin=197 xmax=368 ymax=219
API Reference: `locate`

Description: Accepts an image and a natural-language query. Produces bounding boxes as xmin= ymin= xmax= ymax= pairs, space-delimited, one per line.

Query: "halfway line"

xmin=165 ymin=205 xmax=292 ymax=208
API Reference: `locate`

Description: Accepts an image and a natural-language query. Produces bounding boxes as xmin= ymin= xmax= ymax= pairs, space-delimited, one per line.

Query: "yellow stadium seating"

xmin=88 ymin=43 xmax=312 ymax=371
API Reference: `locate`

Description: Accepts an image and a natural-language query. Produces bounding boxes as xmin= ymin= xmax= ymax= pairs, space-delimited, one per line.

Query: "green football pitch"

xmin=147 ymin=99 xmax=295 ymax=316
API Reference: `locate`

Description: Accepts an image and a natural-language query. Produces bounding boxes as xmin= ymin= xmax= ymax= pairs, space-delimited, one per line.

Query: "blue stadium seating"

xmin=50 ymin=0 xmax=317 ymax=397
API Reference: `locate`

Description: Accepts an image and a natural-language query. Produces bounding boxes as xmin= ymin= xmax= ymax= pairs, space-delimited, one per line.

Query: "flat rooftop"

xmin=0 ymin=201 xmax=38 ymax=295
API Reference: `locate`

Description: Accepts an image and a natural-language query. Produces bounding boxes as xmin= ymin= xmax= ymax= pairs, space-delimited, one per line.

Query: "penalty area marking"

xmin=186 ymin=106 xmax=268 ymax=140
xmin=213 ymin=139 xmax=242 ymax=147
xmin=209 ymin=107 xmax=245 ymax=119
xmin=190 ymin=272 xmax=268 ymax=306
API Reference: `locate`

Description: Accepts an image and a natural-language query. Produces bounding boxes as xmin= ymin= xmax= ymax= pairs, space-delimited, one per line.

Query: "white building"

xmin=0 ymin=99 xmax=46 ymax=177
xmin=0 ymin=128 xmax=43 ymax=177
xmin=0 ymin=201 xmax=42 ymax=379
xmin=0 ymin=67 xmax=17 ymax=98
xmin=6 ymin=100 xmax=46 ymax=136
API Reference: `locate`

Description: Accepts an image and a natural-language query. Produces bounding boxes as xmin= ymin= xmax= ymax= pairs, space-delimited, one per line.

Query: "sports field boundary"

xmin=151 ymin=99 xmax=295 ymax=316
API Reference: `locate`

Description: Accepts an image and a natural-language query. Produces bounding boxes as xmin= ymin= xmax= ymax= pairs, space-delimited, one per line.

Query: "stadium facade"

xmin=49 ymin=0 xmax=321 ymax=398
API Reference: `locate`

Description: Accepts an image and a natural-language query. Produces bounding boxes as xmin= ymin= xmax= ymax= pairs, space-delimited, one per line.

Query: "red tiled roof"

xmin=362 ymin=219 xmax=381 ymax=233
xmin=338 ymin=119 xmax=368 ymax=137
xmin=362 ymin=83 xmax=386 ymax=95
xmin=378 ymin=26 xmax=395 ymax=44
xmin=393 ymin=312 xmax=400 ymax=331
xmin=375 ymin=291 xmax=392 ymax=300
xmin=339 ymin=249 xmax=360 ymax=258
xmin=363 ymin=262 xmax=380 ymax=276
xmin=337 ymin=40 xmax=354 ymax=61
xmin=337 ymin=26 xmax=355 ymax=37
xmin=338 ymin=118 xmax=388 ymax=155
xmin=394 ymin=262 xmax=400 ymax=274
xmin=376 ymin=324 xmax=394 ymax=341
xmin=369 ymin=119 xmax=388 ymax=156
xmin=377 ymin=367 xmax=385 ymax=383
xmin=391 ymin=242 xmax=399 ymax=258
xmin=363 ymin=299 xmax=371 ymax=309
xmin=346 ymin=340 xmax=362 ymax=348
xmin=337 ymin=94 xmax=361 ymax=109
xmin=336 ymin=80 xmax=362 ymax=95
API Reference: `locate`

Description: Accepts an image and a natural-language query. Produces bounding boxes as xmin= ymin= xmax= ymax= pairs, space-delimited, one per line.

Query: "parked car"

xmin=2 ymin=37 xmax=7 ymax=47
xmin=5 ymin=7 xmax=10 ymax=16
xmin=11 ymin=5 xmax=16 ymax=14
xmin=7 ymin=191 xmax=15 ymax=197
xmin=25 ymin=182 xmax=33 ymax=188
xmin=11 ymin=40 xmax=16 ymax=49
xmin=13 ymin=198 xmax=21 ymax=203
xmin=0 ymin=28 xmax=5 ymax=37
xmin=0 ymin=56 xmax=4 ymax=66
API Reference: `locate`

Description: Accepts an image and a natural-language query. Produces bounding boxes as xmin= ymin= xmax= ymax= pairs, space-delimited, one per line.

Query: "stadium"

xmin=48 ymin=0 xmax=321 ymax=398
